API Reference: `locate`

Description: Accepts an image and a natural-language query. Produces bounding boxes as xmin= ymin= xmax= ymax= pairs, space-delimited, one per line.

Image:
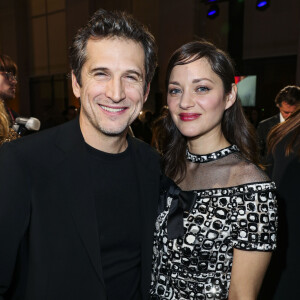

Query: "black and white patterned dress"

xmin=150 ymin=145 xmax=277 ymax=299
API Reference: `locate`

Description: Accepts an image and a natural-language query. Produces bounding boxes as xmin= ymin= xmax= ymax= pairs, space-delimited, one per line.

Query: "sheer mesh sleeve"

xmin=231 ymin=182 xmax=277 ymax=251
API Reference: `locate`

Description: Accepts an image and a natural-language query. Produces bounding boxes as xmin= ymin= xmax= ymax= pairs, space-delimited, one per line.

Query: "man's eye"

xmin=168 ymin=88 xmax=181 ymax=95
xmin=127 ymin=75 xmax=137 ymax=80
xmin=95 ymin=72 xmax=107 ymax=77
xmin=126 ymin=75 xmax=138 ymax=81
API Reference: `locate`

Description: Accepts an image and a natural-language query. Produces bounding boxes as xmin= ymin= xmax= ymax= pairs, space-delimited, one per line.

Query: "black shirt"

xmin=86 ymin=139 xmax=142 ymax=300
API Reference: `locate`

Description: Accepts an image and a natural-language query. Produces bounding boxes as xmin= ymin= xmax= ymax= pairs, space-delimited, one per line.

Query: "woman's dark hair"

xmin=267 ymin=107 xmax=300 ymax=157
xmin=159 ymin=40 xmax=260 ymax=183
xmin=69 ymin=9 xmax=157 ymax=93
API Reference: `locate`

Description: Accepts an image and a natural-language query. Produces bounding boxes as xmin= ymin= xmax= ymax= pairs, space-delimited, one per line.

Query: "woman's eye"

xmin=196 ymin=86 xmax=210 ymax=92
xmin=168 ymin=88 xmax=181 ymax=95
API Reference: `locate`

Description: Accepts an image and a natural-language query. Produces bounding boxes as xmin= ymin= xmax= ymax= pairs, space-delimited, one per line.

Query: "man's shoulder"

xmin=257 ymin=114 xmax=279 ymax=130
xmin=129 ymin=136 xmax=160 ymax=166
xmin=1 ymin=120 xmax=74 ymax=157
xmin=11 ymin=122 xmax=66 ymax=144
xmin=130 ymin=136 xmax=159 ymax=154
xmin=258 ymin=114 xmax=279 ymax=125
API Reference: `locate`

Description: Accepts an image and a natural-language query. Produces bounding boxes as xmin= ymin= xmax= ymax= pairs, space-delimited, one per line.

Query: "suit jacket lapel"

xmin=55 ymin=118 xmax=105 ymax=287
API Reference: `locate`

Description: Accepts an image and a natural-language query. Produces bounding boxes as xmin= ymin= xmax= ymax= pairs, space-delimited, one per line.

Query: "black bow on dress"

xmin=159 ymin=175 xmax=197 ymax=240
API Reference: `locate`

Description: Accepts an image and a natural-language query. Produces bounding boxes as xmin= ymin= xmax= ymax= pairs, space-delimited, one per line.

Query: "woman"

xmin=259 ymin=108 xmax=300 ymax=299
xmin=150 ymin=40 xmax=277 ymax=299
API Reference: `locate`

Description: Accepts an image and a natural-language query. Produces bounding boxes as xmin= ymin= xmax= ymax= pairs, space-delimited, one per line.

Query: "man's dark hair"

xmin=0 ymin=54 xmax=17 ymax=75
xmin=69 ymin=9 xmax=157 ymax=92
xmin=275 ymin=85 xmax=300 ymax=106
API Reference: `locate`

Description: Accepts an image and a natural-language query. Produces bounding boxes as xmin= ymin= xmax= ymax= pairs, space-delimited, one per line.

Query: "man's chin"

xmin=99 ymin=126 xmax=128 ymax=137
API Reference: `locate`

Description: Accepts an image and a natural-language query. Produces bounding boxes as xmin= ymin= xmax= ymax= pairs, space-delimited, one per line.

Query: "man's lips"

xmin=98 ymin=104 xmax=128 ymax=114
xmin=179 ymin=113 xmax=201 ymax=121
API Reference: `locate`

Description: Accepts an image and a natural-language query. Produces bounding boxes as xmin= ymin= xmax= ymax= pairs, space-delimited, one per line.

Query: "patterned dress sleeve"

xmin=231 ymin=182 xmax=278 ymax=251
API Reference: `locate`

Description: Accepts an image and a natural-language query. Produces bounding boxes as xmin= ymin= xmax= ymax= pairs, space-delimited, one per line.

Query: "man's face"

xmin=278 ymin=101 xmax=298 ymax=120
xmin=0 ymin=72 xmax=17 ymax=101
xmin=72 ymin=37 xmax=149 ymax=140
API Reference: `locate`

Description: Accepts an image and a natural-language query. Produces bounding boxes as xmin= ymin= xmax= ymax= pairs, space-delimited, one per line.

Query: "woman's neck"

xmin=187 ymin=130 xmax=230 ymax=155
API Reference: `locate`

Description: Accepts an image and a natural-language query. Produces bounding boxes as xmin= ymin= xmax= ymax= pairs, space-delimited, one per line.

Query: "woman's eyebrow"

xmin=168 ymin=81 xmax=180 ymax=86
xmin=192 ymin=78 xmax=214 ymax=84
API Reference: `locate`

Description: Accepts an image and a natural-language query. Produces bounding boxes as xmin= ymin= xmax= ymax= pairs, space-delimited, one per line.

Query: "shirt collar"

xmin=279 ymin=112 xmax=285 ymax=123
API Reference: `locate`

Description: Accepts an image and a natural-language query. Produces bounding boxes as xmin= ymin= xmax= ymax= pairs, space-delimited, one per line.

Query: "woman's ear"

xmin=225 ymin=83 xmax=237 ymax=110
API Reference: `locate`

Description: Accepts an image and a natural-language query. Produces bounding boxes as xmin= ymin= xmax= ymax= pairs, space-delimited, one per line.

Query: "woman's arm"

xmin=228 ymin=249 xmax=272 ymax=300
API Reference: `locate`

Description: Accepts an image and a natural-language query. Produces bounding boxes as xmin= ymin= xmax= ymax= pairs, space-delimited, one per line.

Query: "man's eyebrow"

xmin=89 ymin=67 xmax=143 ymax=79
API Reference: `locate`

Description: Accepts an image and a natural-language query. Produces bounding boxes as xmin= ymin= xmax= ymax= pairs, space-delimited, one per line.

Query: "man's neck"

xmin=80 ymin=122 xmax=128 ymax=154
xmin=88 ymin=134 xmax=128 ymax=154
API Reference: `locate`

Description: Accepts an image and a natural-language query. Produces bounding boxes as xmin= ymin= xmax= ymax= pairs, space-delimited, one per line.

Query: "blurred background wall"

xmin=0 ymin=0 xmax=299 ymax=127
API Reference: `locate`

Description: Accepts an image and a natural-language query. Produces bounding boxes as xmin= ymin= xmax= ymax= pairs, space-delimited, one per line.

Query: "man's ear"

xmin=143 ymin=83 xmax=151 ymax=104
xmin=225 ymin=83 xmax=237 ymax=110
xmin=71 ymin=72 xmax=81 ymax=98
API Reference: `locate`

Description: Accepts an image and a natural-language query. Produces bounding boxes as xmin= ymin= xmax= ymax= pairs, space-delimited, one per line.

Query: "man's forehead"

xmin=280 ymin=101 xmax=297 ymax=111
xmin=84 ymin=37 xmax=146 ymax=73
xmin=85 ymin=37 xmax=145 ymax=58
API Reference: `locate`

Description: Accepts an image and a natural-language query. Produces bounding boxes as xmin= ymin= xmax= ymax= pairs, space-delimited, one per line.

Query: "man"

xmin=0 ymin=54 xmax=18 ymax=122
xmin=257 ymin=85 xmax=300 ymax=158
xmin=0 ymin=9 xmax=160 ymax=300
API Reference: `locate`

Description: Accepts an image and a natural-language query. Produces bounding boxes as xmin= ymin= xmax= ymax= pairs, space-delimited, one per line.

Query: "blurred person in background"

xmin=249 ymin=107 xmax=260 ymax=128
xmin=62 ymin=105 xmax=79 ymax=122
xmin=259 ymin=108 xmax=300 ymax=300
xmin=0 ymin=54 xmax=40 ymax=137
xmin=257 ymin=85 xmax=300 ymax=159
xmin=0 ymin=100 xmax=19 ymax=145
xmin=0 ymin=54 xmax=18 ymax=123
xmin=150 ymin=105 xmax=168 ymax=152
xmin=142 ymin=110 xmax=153 ymax=144
xmin=0 ymin=54 xmax=19 ymax=145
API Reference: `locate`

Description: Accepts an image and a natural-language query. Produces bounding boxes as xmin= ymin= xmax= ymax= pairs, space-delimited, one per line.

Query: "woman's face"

xmin=167 ymin=57 xmax=236 ymax=139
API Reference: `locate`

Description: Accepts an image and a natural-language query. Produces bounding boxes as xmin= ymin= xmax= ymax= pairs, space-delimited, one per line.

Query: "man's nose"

xmin=105 ymin=78 xmax=126 ymax=102
xmin=286 ymin=112 xmax=292 ymax=118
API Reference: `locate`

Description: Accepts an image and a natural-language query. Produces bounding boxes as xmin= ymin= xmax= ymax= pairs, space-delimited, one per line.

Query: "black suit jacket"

xmin=0 ymin=118 xmax=160 ymax=300
xmin=259 ymin=132 xmax=300 ymax=300
xmin=257 ymin=113 xmax=280 ymax=157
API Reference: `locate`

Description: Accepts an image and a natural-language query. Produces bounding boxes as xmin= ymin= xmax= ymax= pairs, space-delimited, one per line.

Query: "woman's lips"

xmin=179 ymin=113 xmax=201 ymax=121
